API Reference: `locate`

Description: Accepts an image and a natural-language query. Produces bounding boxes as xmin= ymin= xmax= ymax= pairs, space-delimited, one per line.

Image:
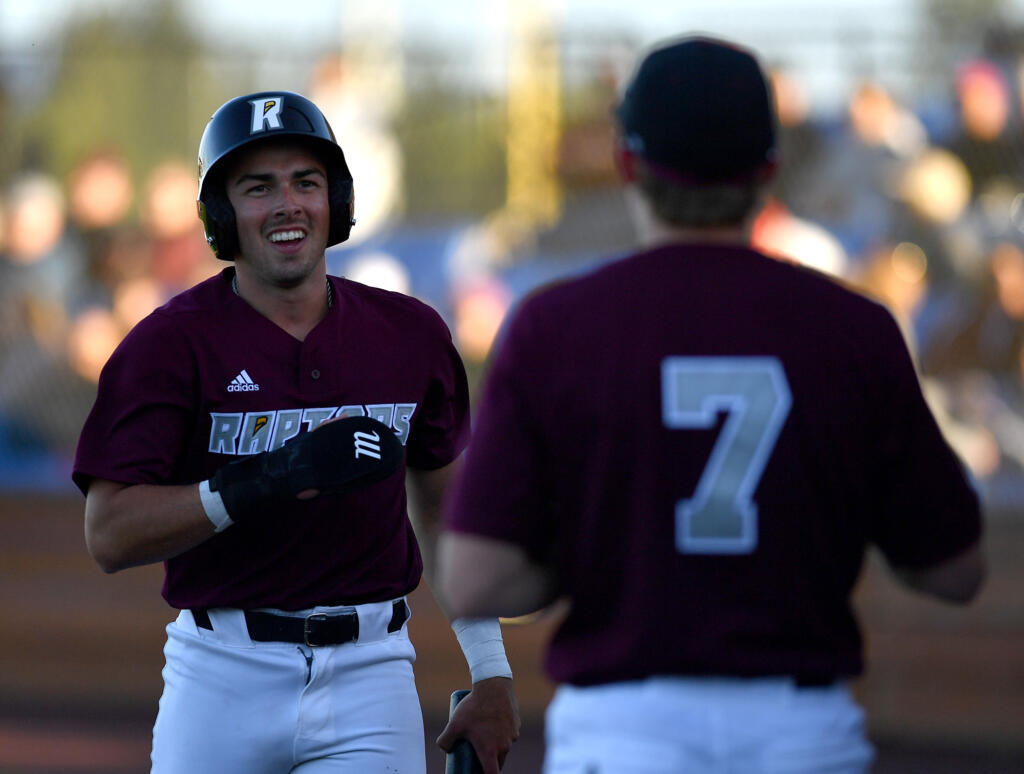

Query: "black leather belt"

xmin=192 ymin=599 xmax=408 ymax=647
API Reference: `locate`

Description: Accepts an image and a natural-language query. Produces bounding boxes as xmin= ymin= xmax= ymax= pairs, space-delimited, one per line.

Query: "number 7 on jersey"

xmin=661 ymin=357 xmax=791 ymax=555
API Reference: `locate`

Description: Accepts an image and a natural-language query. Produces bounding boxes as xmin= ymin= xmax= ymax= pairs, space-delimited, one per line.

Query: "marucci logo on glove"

xmin=353 ymin=430 xmax=383 ymax=460
xmin=206 ymin=415 xmax=405 ymax=523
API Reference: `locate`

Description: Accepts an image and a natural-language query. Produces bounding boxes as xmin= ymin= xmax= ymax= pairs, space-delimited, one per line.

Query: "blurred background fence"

xmin=0 ymin=0 xmax=1022 ymax=771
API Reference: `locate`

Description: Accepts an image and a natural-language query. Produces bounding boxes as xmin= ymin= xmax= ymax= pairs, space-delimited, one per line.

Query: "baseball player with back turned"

xmin=73 ymin=91 xmax=519 ymax=773
xmin=438 ymin=36 xmax=985 ymax=774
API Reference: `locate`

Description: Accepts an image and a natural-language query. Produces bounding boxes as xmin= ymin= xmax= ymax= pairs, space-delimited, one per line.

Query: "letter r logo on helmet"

xmin=250 ymin=97 xmax=285 ymax=133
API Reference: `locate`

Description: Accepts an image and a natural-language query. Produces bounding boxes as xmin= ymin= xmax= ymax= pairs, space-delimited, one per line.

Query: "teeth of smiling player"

xmin=269 ymin=230 xmax=304 ymax=242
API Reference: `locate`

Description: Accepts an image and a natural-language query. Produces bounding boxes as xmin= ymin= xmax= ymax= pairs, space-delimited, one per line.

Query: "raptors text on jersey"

xmin=208 ymin=402 xmax=417 ymax=455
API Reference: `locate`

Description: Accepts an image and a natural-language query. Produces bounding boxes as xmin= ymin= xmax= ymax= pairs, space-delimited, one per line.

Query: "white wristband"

xmin=199 ymin=479 xmax=234 ymax=533
xmin=452 ymin=618 xmax=513 ymax=683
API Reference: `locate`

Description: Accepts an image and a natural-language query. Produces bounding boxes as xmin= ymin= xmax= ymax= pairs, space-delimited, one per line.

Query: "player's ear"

xmin=613 ymin=140 xmax=641 ymax=184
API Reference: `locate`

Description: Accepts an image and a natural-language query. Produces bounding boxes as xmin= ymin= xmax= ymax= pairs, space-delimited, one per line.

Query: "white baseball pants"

xmin=150 ymin=601 xmax=424 ymax=773
xmin=544 ymin=675 xmax=875 ymax=774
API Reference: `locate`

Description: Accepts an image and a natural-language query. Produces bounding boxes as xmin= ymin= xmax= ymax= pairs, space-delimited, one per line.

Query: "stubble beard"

xmin=244 ymin=236 xmax=327 ymax=291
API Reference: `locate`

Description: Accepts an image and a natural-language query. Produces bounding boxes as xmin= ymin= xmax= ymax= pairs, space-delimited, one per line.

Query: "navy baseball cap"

xmin=615 ymin=36 xmax=777 ymax=183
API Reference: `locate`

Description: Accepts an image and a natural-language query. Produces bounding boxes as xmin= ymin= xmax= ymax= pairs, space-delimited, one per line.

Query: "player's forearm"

xmin=407 ymin=464 xmax=519 ymax=690
xmin=438 ymin=532 xmax=558 ymax=619
xmin=85 ymin=417 xmax=404 ymax=573
xmin=405 ymin=463 xmax=456 ymax=616
xmin=84 ymin=479 xmax=215 ymax=573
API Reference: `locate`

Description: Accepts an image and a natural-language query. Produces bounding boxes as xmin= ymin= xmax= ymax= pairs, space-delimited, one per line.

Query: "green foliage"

xmin=0 ymin=85 xmax=13 ymax=185
xmin=394 ymin=86 xmax=508 ymax=218
xmin=15 ymin=0 xmax=220 ymax=213
xmin=3 ymin=1 xmax=624 ymax=223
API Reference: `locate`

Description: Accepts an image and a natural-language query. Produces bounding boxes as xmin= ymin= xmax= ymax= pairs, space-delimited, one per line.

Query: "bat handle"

xmin=445 ymin=689 xmax=484 ymax=774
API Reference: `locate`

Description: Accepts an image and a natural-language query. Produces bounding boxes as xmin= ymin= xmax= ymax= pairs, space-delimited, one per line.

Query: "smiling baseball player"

xmin=73 ymin=91 xmax=519 ymax=773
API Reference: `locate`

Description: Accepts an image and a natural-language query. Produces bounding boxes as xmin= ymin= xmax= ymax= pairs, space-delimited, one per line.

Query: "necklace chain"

xmin=231 ymin=273 xmax=334 ymax=309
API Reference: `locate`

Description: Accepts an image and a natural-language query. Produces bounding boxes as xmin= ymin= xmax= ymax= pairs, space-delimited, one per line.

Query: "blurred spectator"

xmin=5 ymin=174 xmax=66 ymax=264
xmin=944 ymin=59 xmax=1024 ymax=198
xmin=451 ymin=274 xmax=513 ymax=365
xmin=61 ymin=160 xmax=218 ymax=385
xmin=915 ymin=237 xmax=1024 ymax=480
xmin=93 ymin=226 xmax=156 ymax=299
xmin=888 ymin=147 xmax=979 ymax=288
xmin=898 ymin=148 xmax=972 ymax=228
xmin=1 ymin=172 xmax=81 ymax=348
xmin=922 ymin=239 xmax=1024 ymax=379
xmin=140 ymin=160 xmax=219 ymax=293
xmin=66 ymin=306 xmax=125 ymax=384
xmin=853 ymin=241 xmax=930 ymax=351
xmin=847 ymin=237 xmax=1001 ymax=478
xmin=65 ymin=148 xmax=137 ymax=313
xmin=796 ymin=81 xmax=927 ymax=260
xmin=849 ymin=82 xmax=929 ymax=159
xmin=768 ymin=66 xmax=827 ymax=212
xmin=68 ymin=149 xmax=134 ymax=230
xmin=0 ymin=172 xmax=97 ymax=469
xmin=752 ymin=197 xmax=850 ymax=277
xmin=882 ymin=144 xmax=1003 ymax=371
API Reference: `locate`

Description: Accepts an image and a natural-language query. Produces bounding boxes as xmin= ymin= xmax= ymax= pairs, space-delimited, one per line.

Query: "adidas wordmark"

xmin=227 ymin=369 xmax=260 ymax=392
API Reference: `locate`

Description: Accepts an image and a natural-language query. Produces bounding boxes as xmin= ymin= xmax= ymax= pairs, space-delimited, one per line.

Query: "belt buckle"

xmin=304 ymin=612 xmax=329 ymax=647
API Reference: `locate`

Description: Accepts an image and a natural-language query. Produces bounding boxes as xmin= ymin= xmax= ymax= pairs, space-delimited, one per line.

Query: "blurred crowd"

xmin=0 ymin=150 xmax=224 ymax=486
xmin=2 ymin=52 xmax=1024 ymax=507
xmin=754 ymin=57 xmax=1024 ymax=508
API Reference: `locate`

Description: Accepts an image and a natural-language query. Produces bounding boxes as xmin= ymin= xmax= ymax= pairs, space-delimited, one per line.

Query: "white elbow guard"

xmin=452 ymin=618 xmax=513 ymax=683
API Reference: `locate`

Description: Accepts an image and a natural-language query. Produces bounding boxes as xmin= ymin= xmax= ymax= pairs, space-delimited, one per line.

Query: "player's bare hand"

xmin=436 ymin=677 xmax=520 ymax=773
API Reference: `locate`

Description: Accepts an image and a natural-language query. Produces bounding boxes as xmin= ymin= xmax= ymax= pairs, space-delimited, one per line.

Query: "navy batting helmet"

xmin=196 ymin=91 xmax=355 ymax=260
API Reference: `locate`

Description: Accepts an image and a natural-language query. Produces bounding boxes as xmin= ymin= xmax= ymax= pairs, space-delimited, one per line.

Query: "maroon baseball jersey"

xmin=445 ymin=243 xmax=981 ymax=686
xmin=74 ymin=268 xmax=469 ymax=610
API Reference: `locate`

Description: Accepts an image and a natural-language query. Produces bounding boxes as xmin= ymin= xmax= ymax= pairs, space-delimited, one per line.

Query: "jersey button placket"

xmin=300 ymin=340 xmax=324 ymax=391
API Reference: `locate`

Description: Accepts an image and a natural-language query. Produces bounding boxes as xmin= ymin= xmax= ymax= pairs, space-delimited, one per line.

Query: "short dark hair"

xmin=635 ymin=159 xmax=763 ymax=228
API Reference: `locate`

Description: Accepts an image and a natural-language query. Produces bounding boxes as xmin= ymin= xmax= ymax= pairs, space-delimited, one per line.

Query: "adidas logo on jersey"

xmin=227 ymin=369 xmax=260 ymax=392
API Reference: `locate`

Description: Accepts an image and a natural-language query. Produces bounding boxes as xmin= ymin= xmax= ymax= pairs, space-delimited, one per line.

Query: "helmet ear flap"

xmin=327 ymin=171 xmax=355 ymax=246
xmin=199 ymin=190 xmax=240 ymax=261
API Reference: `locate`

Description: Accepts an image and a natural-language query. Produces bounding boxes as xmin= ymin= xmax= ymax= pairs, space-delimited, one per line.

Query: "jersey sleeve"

xmin=864 ymin=306 xmax=982 ymax=568
xmin=72 ymin=311 xmax=198 ymax=494
xmin=403 ymin=307 xmax=471 ymax=471
xmin=444 ymin=298 xmax=554 ymax=561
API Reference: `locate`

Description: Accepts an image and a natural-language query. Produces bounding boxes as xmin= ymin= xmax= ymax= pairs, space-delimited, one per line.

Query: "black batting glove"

xmin=208 ymin=416 xmax=403 ymax=524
